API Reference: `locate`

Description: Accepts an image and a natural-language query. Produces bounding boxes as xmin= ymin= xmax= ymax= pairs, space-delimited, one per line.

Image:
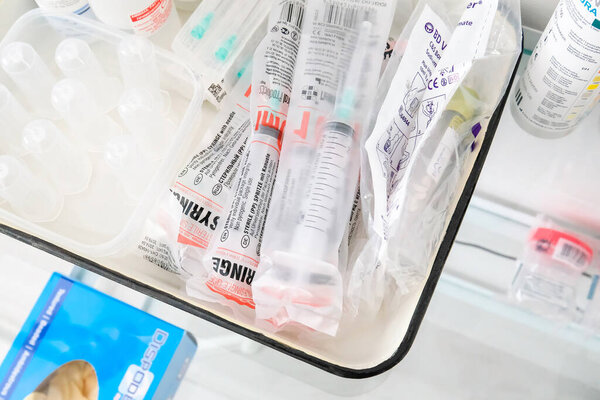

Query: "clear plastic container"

xmin=0 ymin=9 xmax=203 ymax=257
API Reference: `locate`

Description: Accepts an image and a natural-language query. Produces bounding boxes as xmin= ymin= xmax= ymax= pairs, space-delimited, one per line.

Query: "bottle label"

xmin=35 ymin=0 xmax=91 ymax=14
xmin=130 ymin=0 xmax=173 ymax=36
xmin=514 ymin=0 xmax=600 ymax=132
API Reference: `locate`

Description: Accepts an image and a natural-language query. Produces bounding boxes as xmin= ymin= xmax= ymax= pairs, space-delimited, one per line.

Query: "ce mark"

xmin=427 ymin=77 xmax=448 ymax=90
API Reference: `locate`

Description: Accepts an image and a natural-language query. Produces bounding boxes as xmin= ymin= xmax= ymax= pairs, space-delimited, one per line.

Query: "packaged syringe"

xmin=171 ymin=0 xmax=270 ymax=106
xmin=253 ymin=0 xmax=396 ymax=335
xmin=138 ymin=69 xmax=253 ymax=275
xmin=353 ymin=0 xmax=521 ymax=311
xmin=187 ymin=0 xmax=306 ymax=310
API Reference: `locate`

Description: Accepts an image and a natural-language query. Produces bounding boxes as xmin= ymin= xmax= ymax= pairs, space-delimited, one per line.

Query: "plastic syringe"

xmin=257 ymin=22 xmax=372 ymax=331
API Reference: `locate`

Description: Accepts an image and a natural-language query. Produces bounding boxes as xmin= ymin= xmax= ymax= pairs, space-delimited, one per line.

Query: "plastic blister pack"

xmin=0 ymin=10 xmax=203 ymax=257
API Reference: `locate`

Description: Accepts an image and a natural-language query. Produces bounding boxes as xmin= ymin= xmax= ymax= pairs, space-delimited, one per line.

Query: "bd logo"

xmin=424 ymin=22 xmax=434 ymax=34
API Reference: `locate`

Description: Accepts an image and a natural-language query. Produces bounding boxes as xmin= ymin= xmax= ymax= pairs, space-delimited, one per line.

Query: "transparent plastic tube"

xmin=0 ymin=155 xmax=62 ymax=222
xmin=117 ymin=36 xmax=169 ymax=113
xmin=55 ymin=38 xmax=121 ymax=112
xmin=22 ymin=119 xmax=93 ymax=195
xmin=0 ymin=42 xmax=57 ymax=117
xmin=0 ymin=84 xmax=29 ymax=155
xmin=51 ymin=78 xmax=122 ymax=151
xmin=104 ymin=135 xmax=151 ymax=201
xmin=118 ymin=88 xmax=175 ymax=159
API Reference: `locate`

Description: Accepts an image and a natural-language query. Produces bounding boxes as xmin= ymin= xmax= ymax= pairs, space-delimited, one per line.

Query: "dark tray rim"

xmin=0 ymin=48 xmax=522 ymax=380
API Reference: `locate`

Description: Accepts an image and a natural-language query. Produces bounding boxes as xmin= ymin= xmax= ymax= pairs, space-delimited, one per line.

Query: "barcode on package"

xmin=323 ymin=2 xmax=359 ymax=28
xmin=280 ymin=1 xmax=305 ymax=29
xmin=553 ymin=238 xmax=591 ymax=269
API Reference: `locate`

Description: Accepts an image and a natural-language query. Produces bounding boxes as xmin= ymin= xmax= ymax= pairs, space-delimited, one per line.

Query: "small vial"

xmin=0 ymin=84 xmax=29 ymax=155
xmin=51 ymin=78 xmax=121 ymax=152
xmin=117 ymin=36 xmax=169 ymax=113
xmin=22 ymin=119 xmax=93 ymax=195
xmin=55 ymin=38 xmax=121 ymax=112
xmin=118 ymin=88 xmax=175 ymax=159
xmin=104 ymin=135 xmax=151 ymax=200
xmin=0 ymin=42 xmax=57 ymax=117
xmin=0 ymin=155 xmax=62 ymax=222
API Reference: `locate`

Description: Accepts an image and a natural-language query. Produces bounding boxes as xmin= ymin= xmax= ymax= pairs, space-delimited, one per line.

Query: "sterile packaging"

xmin=0 ymin=273 xmax=196 ymax=400
xmin=253 ymin=0 xmax=397 ymax=335
xmin=0 ymin=10 xmax=203 ymax=257
xmin=171 ymin=0 xmax=270 ymax=106
xmin=188 ymin=1 xmax=305 ymax=313
xmin=511 ymin=0 xmax=600 ymax=138
xmin=138 ymin=68 xmax=253 ymax=275
xmin=354 ymin=0 xmax=521 ymax=315
xmin=509 ymin=216 xmax=597 ymax=322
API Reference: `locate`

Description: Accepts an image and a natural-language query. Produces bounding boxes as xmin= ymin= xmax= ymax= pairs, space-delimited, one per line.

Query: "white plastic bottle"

xmin=511 ymin=0 xmax=600 ymax=138
xmin=35 ymin=0 xmax=94 ymax=16
xmin=89 ymin=0 xmax=181 ymax=47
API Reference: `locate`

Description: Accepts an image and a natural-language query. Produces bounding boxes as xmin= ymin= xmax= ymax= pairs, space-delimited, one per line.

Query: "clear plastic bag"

xmin=189 ymin=1 xmax=305 ymax=313
xmin=253 ymin=0 xmax=397 ymax=335
xmin=353 ymin=0 xmax=522 ymax=314
xmin=138 ymin=69 xmax=253 ymax=276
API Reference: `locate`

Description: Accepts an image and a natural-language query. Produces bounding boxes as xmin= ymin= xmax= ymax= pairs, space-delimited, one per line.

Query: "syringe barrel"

xmin=0 ymin=84 xmax=29 ymax=153
xmin=0 ymin=155 xmax=62 ymax=222
xmin=55 ymin=38 xmax=106 ymax=81
xmin=118 ymin=36 xmax=161 ymax=91
xmin=0 ymin=42 xmax=57 ymax=117
xmin=292 ymin=121 xmax=355 ymax=258
xmin=22 ymin=119 xmax=92 ymax=195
